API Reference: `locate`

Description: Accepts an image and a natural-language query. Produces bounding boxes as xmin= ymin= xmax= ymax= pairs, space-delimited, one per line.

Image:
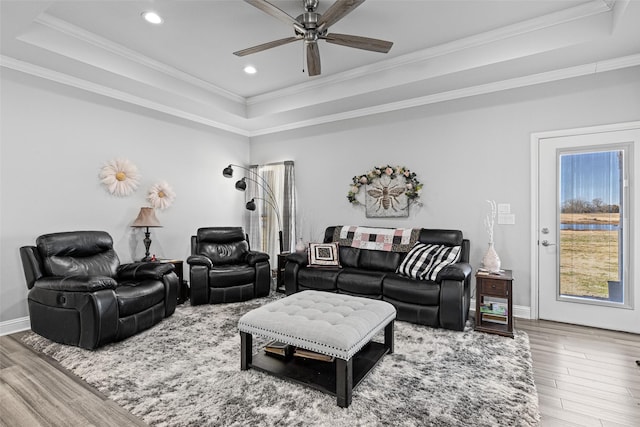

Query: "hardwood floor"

xmin=0 ymin=332 xmax=146 ymax=427
xmin=515 ymin=318 xmax=640 ymax=426
xmin=1 ymin=320 xmax=639 ymax=426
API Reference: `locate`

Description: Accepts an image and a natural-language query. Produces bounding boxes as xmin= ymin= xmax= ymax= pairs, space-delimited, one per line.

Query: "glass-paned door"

xmin=559 ymin=150 xmax=624 ymax=304
xmin=536 ymin=125 xmax=639 ymax=333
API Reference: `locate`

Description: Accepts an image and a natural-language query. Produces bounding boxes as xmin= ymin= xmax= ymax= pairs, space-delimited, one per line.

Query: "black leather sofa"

xmin=285 ymin=226 xmax=472 ymax=331
xmin=20 ymin=231 xmax=178 ymax=349
xmin=187 ymin=227 xmax=271 ymax=304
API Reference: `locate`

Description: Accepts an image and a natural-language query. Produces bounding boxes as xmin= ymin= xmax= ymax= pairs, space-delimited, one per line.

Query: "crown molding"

xmin=3 ymin=51 xmax=638 ymax=138
xmin=0 ymin=55 xmax=251 ymax=137
xmin=247 ymin=53 xmax=640 ymax=137
xmin=34 ymin=13 xmax=245 ymax=105
xmin=247 ymin=0 xmax=615 ymax=107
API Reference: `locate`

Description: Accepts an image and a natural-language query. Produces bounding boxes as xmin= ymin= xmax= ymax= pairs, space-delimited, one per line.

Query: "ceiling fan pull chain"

xmin=302 ymin=42 xmax=306 ymax=73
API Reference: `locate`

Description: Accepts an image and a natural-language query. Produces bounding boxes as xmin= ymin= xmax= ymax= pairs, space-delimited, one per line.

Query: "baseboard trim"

xmin=470 ymin=299 xmax=531 ymax=320
xmin=0 ymin=316 xmax=31 ymax=336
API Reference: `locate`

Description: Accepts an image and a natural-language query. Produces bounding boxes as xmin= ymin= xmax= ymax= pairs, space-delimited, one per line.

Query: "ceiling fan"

xmin=233 ymin=0 xmax=393 ymax=77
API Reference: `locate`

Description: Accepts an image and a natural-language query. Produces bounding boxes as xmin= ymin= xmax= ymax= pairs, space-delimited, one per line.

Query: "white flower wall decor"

xmin=99 ymin=158 xmax=140 ymax=197
xmin=147 ymin=181 xmax=176 ymax=210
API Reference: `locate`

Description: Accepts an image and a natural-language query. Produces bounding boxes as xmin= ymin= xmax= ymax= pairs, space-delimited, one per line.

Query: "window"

xmin=246 ymin=161 xmax=296 ymax=260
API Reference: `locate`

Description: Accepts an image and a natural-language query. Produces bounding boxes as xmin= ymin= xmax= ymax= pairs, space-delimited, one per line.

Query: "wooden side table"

xmin=158 ymin=259 xmax=188 ymax=304
xmin=475 ymin=269 xmax=514 ymax=338
xmin=276 ymin=253 xmax=289 ymax=293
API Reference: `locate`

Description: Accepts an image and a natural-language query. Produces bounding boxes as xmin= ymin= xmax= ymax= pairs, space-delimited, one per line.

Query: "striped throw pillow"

xmin=397 ymin=243 xmax=461 ymax=281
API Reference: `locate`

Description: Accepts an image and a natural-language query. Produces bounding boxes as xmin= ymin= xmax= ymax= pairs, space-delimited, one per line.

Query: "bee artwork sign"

xmin=365 ymin=175 xmax=409 ymax=218
xmin=347 ymin=165 xmax=423 ymax=217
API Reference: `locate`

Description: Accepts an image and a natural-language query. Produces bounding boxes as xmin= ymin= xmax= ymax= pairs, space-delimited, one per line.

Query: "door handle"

xmin=541 ymin=240 xmax=556 ymax=247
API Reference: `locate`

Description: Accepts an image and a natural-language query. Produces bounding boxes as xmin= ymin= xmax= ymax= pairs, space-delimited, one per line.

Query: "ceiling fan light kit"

xmin=234 ymin=0 xmax=393 ymax=77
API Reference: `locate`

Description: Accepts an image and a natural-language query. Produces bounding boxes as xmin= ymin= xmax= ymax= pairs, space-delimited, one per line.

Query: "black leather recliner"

xmin=20 ymin=231 xmax=178 ymax=349
xmin=187 ymin=227 xmax=271 ymax=305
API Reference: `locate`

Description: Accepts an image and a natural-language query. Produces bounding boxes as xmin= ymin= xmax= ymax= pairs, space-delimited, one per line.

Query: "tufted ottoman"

xmin=238 ymin=290 xmax=396 ymax=407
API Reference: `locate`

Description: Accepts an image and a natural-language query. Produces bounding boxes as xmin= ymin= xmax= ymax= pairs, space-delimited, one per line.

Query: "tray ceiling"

xmin=2 ymin=0 xmax=639 ymax=136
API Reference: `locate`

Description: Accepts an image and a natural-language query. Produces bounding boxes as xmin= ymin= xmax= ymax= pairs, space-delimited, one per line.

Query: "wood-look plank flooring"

xmin=1 ymin=320 xmax=639 ymax=426
xmin=0 ymin=332 xmax=146 ymax=427
xmin=516 ymin=318 xmax=640 ymax=426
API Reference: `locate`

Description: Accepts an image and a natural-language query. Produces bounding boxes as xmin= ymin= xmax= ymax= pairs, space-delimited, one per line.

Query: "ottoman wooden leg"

xmin=336 ymin=357 xmax=353 ymax=408
xmin=240 ymin=331 xmax=252 ymax=370
xmin=385 ymin=320 xmax=395 ymax=354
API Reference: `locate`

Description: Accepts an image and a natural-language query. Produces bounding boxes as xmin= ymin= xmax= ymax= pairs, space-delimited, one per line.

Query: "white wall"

xmin=0 ymin=69 xmax=250 ymax=326
xmin=250 ymin=66 xmax=640 ymax=311
xmin=2 ymin=65 xmax=639 ymax=329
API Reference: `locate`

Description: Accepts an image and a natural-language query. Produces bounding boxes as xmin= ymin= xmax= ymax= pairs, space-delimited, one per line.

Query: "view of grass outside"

xmin=559 ymin=213 xmax=620 ymax=299
xmin=559 ymin=149 xmax=623 ymax=302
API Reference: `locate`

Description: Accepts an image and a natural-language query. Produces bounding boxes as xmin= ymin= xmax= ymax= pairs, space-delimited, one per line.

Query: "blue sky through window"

xmin=560 ymin=150 xmax=622 ymax=205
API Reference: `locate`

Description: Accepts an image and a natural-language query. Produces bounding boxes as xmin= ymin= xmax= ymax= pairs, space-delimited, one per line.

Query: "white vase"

xmin=482 ymin=242 xmax=501 ymax=272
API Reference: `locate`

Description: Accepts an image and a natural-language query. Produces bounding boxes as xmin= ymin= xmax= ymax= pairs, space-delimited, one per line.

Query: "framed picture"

xmin=365 ymin=175 xmax=409 ymax=218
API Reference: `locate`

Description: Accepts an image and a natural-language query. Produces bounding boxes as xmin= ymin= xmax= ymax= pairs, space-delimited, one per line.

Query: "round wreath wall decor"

xmin=347 ymin=165 xmax=423 ymax=217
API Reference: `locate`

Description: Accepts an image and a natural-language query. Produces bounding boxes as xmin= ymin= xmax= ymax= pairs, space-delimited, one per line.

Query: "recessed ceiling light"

xmin=142 ymin=11 xmax=163 ymax=24
xmin=244 ymin=65 xmax=257 ymax=75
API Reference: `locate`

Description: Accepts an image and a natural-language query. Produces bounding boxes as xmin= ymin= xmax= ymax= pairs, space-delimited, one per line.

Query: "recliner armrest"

xmin=187 ymin=254 xmax=213 ymax=268
xmin=246 ymin=251 xmax=269 ymax=265
xmin=34 ymin=276 xmax=118 ymax=292
xmin=437 ymin=262 xmax=472 ymax=282
xmin=285 ymin=252 xmax=307 ymax=266
xmin=20 ymin=246 xmax=44 ymax=289
xmin=117 ymin=262 xmax=175 ymax=281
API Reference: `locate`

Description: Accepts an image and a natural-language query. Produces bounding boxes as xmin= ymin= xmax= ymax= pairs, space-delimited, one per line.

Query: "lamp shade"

xmin=246 ymin=199 xmax=257 ymax=211
xmin=222 ymin=165 xmax=234 ymax=178
xmin=131 ymin=207 xmax=162 ymax=227
xmin=235 ymin=178 xmax=247 ymax=191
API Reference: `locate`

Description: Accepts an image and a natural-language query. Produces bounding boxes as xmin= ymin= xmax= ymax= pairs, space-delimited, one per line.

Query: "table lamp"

xmin=131 ymin=207 xmax=162 ymax=261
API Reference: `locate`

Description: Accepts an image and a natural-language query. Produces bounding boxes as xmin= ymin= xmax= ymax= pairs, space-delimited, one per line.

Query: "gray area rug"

xmin=22 ymin=295 xmax=540 ymax=426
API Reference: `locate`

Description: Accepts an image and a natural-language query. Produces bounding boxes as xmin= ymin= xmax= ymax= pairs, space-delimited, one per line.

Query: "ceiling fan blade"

xmin=244 ymin=0 xmax=306 ymax=33
xmin=306 ymin=42 xmax=321 ymax=76
xmin=317 ymin=0 xmax=366 ymax=32
xmin=233 ymin=36 xmax=301 ymax=56
xmin=323 ymin=33 xmax=393 ymax=53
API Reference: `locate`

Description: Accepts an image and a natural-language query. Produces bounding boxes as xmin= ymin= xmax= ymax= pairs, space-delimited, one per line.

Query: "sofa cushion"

xmin=382 ymin=296 xmax=440 ymax=326
xmin=383 ymin=273 xmax=440 ymax=305
xmin=208 ymin=264 xmax=255 ymax=288
xmin=37 ymin=231 xmax=120 ymax=278
xmin=196 ymin=228 xmax=249 ymax=265
xmin=337 ymin=268 xmax=385 ymax=297
xmin=198 ymin=241 xmax=249 ymax=265
xmin=116 ymin=280 xmax=165 ymax=317
xmin=417 ymin=229 xmax=463 ymax=246
xmin=297 ymin=268 xmax=340 ymax=291
xmin=359 ymin=249 xmax=401 ymax=272
xmin=397 ymin=243 xmax=461 ymax=281
xmin=339 ymin=246 xmax=360 ymax=268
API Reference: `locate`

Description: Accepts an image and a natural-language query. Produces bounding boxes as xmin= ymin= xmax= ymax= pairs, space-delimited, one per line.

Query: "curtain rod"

xmin=250 ymin=160 xmax=294 ymax=167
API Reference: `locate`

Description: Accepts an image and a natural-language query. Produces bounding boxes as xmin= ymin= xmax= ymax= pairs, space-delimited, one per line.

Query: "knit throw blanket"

xmin=334 ymin=226 xmax=421 ymax=252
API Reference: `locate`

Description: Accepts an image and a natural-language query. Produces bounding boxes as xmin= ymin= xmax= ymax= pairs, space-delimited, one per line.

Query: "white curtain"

xmin=245 ymin=161 xmax=296 ymax=261
xmin=246 ymin=164 xmax=261 ymax=251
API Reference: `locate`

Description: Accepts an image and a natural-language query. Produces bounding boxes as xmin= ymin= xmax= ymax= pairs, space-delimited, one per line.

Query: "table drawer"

xmin=480 ymin=279 xmax=508 ymax=296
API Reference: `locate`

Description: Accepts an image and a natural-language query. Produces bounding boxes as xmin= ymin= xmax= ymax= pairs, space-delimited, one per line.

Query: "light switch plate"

xmin=498 ymin=203 xmax=511 ymax=214
xmin=498 ymin=214 xmax=516 ymax=225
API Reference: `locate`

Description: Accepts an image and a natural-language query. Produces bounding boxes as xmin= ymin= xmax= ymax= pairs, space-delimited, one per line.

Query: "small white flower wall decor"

xmin=147 ymin=181 xmax=176 ymax=210
xmin=99 ymin=158 xmax=140 ymax=197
